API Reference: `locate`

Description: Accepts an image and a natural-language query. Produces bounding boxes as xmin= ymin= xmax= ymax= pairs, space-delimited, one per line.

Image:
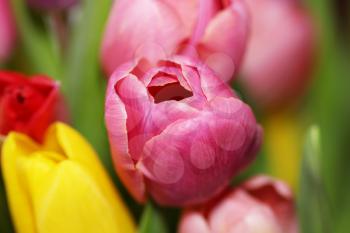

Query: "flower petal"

xmin=105 ymin=69 xmax=147 ymax=203
xmin=242 ymin=175 xmax=298 ymax=233
xmin=101 ymin=0 xmax=187 ymax=75
xmin=179 ymin=212 xmax=211 ymax=233
xmin=241 ymin=0 xmax=314 ymax=109
xmin=138 ymin=106 xmax=256 ymax=206
xmin=199 ymin=0 xmax=250 ymax=82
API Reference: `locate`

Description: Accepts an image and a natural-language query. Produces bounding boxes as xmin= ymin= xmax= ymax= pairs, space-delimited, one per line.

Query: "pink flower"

xmin=101 ymin=0 xmax=249 ymax=82
xmin=105 ymin=56 xmax=262 ymax=206
xmin=0 ymin=0 xmax=16 ymax=63
xmin=240 ymin=0 xmax=314 ymax=110
xmin=179 ymin=175 xmax=298 ymax=233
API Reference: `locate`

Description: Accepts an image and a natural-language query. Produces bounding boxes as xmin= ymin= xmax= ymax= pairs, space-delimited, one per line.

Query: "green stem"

xmin=10 ymin=0 xmax=61 ymax=79
xmin=306 ymin=0 xmax=350 ymax=232
xmin=63 ymin=0 xmax=113 ymax=172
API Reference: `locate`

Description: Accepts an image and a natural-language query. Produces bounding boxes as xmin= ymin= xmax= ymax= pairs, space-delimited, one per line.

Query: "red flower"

xmin=0 ymin=71 xmax=65 ymax=141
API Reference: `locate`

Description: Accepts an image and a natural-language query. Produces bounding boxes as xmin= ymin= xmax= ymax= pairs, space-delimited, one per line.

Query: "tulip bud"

xmin=101 ymin=0 xmax=249 ymax=82
xmin=240 ymin=0 xmax=314 ymax=110
xmin=179 ymin=176 xmax=298 ymax=233
xmin=0 ymin=71 xmax=67 ymax=141
xmin=0 ymin=0 xmax=16 ymax=63
xmin=27 ymin=0 xmax=78 ymax=11
xmin=1 ymin=122 xmax=136 ymax=233
xmin=105 ymin=56 xmax=262 ymax=206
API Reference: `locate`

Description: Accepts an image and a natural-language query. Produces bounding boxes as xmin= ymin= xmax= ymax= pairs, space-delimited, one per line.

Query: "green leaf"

xmin=0 ymin=176 xmax=14 ymax=233
xmin=139 ymin=202 xmax=169 ymax=233
xmin=298 ymin=126 xmax=332 ymax=233
xmin=63 ymin=0 xmax=112 ymax=171
xmin=10 ymin=0 xmax=61 ymax=79
xmin=306 ymin=0 xmax=350 ymax=231
xmin=0 ymin=138 xmax=14 ymax=232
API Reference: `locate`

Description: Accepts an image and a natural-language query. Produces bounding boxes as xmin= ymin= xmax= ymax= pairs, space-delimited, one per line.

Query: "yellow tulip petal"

xmin=1 ymin=122 xmax=136 ymax=233
xmin=1 ymin=133 xmax=39 ymax=233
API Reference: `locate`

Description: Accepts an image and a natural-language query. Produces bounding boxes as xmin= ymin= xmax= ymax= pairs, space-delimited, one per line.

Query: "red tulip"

xmin=0 ymin=0 xmax=16 ymax=62
xmin=0 ymin=71 xmax=66 ymax=141
xmin=240 ymin=0 xmax=314 ymax=110
xmin=179 ymin=176 xmax=298 ymax=233
xmin=101 ymin=0 xmax=249 ymax=82
xmin=105 ymin=56 xmax=262 ymax=206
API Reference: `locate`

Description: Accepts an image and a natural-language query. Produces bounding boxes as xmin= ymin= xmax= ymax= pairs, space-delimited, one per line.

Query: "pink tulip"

xmin=0 ymin=0 xmax=16 ymax=63
xmin=240 ymin=0 xmax=314 ymax=110
xmin=101 ymin=0 xmax=249 ymax=82
xmin=105 ymin=56 xmax=262 ymax=206
xmin=179 ymin=175 xmax=298 ymax=233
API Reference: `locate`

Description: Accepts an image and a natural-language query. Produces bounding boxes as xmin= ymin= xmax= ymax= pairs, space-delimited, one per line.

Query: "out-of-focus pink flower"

xmin=27 ymin=0 xmax=78 ymax=11
xmin=105 ymin=56 xmax=262 ymax=206
xmin=0 ymin=0 xmax=16 ymax=63
xmin=179 ymin=175 xmax=298 ymax=233
xmin=240 ymin=0 xmax=314 ymax=110
xmin=101 ymin=0 xmax=249 ymax=82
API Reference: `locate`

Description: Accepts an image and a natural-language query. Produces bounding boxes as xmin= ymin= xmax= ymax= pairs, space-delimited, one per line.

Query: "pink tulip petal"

xmin=162 ymin=0 xmax=199 ymax=37
xmin=142 ymin=64 xmax=192 ymax=92
xmin=209 ymin=190 xmax=283 ymax=233
xmin=101 ymin=0 xmax=187 ymax=75
xmin=199 ymin=0 xmax=250 ymax=82
xmin=179 ymin=212 xmax=211 ymax=233
xmin=187 ymin=0 xmax=221 ymax=45
xmin=241 ymin=0 xmax=314 ymax=109
xmin=179 ymin=176 xmax=297 ymax=233
xmin=138 ymin=103 xmax=259 ymax=206
xmin=170 ymin=56 xmax=234 ymax=100
xmin=105 ymin=66 xmax=147 ymax=203
xmin=115 ymin=75 xmax=152 ymax=161
xmin=243 ymin=175 xmax=298 ymax=233
xmin=105 ymin=56 xmax=262 ymax=207
xmin=138 ymin=116 xmax=227 ymax=206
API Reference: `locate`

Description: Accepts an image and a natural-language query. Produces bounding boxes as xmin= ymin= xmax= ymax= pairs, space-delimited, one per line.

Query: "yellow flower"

xmin=264 ymin=111 xmax=304 ymax=191
xmin=1 ymin=122 xmax=136 ymax=233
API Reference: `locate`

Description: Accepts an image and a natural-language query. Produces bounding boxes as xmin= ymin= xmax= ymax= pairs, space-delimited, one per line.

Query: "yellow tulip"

xmin=1 ymin=122 xmax=136 ymax=233
xmin=264 ymin=111 xmax=304 ymax=191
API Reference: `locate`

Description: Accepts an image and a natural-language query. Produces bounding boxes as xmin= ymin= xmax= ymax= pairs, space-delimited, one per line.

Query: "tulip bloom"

xmin=0 ymin=71 xmax=65 ymax=141
xmin=1 ymin=122 xmax=136 ymax=233
xmin=179 ymin=176 xmax=298 ymax=233
xmin=240 ymin=0 xmax=314 ymax=110
xmin=101 ymin=0 xmax=249 ymax=82
xmin=105 ymin=56 xmax=262 ymax=206
xmin=0 ymin=0 xmax=16 ymax=62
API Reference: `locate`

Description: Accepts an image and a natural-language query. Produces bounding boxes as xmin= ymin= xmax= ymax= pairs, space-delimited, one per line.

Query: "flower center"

xmin=0 ymin=85 xmax=45 ymax=133
xmin=148 ymin=82 xmax=193 ymax=103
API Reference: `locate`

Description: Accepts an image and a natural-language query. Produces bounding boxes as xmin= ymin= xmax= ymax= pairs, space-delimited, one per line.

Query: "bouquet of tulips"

xmin=1 ymin=0 xmax=349 ymax=233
